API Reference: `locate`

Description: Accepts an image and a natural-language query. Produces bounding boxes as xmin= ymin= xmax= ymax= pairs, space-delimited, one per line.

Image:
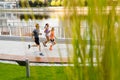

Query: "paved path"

xmin=0 ymin=40 xmax=72 ymax=57
xmin=0 ymin=40 xmax=72 ymax=62
xmin=0 ymin=40 xmax=99 ymax=65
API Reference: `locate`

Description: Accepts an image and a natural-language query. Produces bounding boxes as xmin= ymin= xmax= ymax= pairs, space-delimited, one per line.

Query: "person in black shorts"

xmin=49 ymin=27 xmax=56 ymax=50
xmin=28 ymin=23 xmax=43 ymax=55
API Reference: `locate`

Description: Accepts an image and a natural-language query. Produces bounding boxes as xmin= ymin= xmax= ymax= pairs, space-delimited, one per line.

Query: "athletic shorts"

xmin=50 ymin=39 xmax=54 ymax=42
xmin=35 ymin=38 xmax=40 ymax=45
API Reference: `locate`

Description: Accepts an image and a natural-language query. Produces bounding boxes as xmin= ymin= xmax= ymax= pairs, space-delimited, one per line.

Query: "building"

xmin=0 ymin=0 xmax=18 ymax=9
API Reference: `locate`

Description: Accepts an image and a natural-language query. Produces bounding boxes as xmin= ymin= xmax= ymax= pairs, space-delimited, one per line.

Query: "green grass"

xmin=2 ymin=0 xmax=120 ymax=80
xmin=0 ymin=63 xmax=67 ymax=80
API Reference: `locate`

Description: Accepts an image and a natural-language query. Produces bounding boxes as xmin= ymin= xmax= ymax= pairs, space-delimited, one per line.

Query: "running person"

xmin=43 ymin=23 xmax=50 ymax=47
xmin=49 ymin=27 xmax=56 ymax=50
xmin=28 ymin=23 xmax=43 ymax=55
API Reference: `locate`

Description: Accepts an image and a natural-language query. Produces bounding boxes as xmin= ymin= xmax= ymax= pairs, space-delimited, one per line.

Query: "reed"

xmin=63 ymin=0 xmax=120 ymax=80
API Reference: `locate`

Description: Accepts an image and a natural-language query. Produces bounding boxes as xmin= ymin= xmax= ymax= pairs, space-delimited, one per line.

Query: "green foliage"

xmin=56 ymin=0 xmax=61 ymax=6
xmin=19 ymin=0 xmax=64 ymax=7
xmin=50 ymin=0 xmax=63 ymax=6
xmin=51 ymin=0 xmax=56 ymax=6
xmin=63 ymin=0 xmax=120 ymax=80
xmin=20 ymin=14 xmax=50 ymax=20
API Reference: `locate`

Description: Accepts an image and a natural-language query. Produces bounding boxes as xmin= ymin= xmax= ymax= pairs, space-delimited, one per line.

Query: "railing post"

xmin=26 ymin=59 xmax=30 ymax=78
xmin=8 ymin=26 xmax=11 ymax=36
xmin=0 ymin=28 xmax=1 ymax=35
xmin=19 ymin=27 xmax=22 ymax=36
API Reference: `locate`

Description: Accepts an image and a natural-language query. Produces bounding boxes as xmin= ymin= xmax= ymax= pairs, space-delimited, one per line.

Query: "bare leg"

xmin=31 ymin=44 xmax=38 ymax=47
xmin=49 ymin=41 xmax=56 ymax=50
xmin=43 ymin=36 xmax=49 ymax=47
xmin=45 ymin=36 xmax=49 ymax=44
xmin=52 ymin=41 xmax=56 ymax=45
xmin=38 ymin=44 xmax=41 ymax=51
xmin=29 ymin=44 xmax=41 ymax=51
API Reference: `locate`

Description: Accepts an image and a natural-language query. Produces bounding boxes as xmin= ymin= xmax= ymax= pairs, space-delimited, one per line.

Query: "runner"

xmin=49 ymin=27 xmax=56 ymax=51
xmin=42 ymin=23 xmax=50 ymax=47
xmin=28 ymin=23 xmax=43 ymax=56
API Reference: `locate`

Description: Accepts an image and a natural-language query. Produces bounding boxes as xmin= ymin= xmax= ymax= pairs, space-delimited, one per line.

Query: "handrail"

xmin=0 ymin=26 xmax=66 ymax=38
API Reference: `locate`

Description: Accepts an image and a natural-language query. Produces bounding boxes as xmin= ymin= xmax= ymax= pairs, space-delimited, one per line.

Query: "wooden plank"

xmin=0 ymin=54 xmax=69 ymax=64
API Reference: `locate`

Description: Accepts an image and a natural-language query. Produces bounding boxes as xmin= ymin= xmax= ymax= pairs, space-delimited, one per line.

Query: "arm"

xmin=31 ymin=31 xmax=34 ymax=40
xmin=48 ymin=30 xmax=50 ymax=33
xmin=44 ymin=28 xmax=47 ymax=33
xmin=39 ymin=29 xmax=42 ymax=35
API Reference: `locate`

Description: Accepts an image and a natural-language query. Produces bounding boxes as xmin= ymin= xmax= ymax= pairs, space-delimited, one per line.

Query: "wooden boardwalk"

xmin=0 ymin=54 xmax=69 ymax=64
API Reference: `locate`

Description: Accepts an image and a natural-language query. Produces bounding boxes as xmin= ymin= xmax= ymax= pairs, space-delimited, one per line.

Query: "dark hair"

xmin=44 ymin=23 xmax=49 ymax=28
xmin=46 ymin=23 xmax=48 ymax=26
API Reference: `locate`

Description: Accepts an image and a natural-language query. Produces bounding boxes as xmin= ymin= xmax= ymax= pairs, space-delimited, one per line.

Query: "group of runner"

xmin=28 ymin=23 xmax=56 ymax=55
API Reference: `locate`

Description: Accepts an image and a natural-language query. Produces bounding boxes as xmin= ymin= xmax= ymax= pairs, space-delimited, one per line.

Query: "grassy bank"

xmin=0 ymin=63 xmax=67 ymax=80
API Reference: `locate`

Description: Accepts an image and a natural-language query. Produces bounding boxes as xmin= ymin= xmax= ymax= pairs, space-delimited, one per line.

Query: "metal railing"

xmin=0 ymin=25 xmax=66 ymax=38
